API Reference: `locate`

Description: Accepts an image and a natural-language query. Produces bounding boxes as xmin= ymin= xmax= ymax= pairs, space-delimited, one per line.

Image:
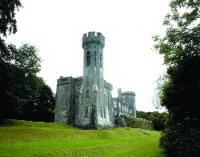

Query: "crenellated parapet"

xmin=82 ymin=32 xmax=105 ymax=48
xmin=122 ymin=91 xmax=136 ymax=96
xmin=57 ymin=76 xmax=73 ymax=85
xmin=104 ymin=80 xmax=113 ymax=91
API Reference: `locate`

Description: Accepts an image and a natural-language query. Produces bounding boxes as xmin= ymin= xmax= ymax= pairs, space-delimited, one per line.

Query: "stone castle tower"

xmin=76 ymin=32 xmax=113 ymax=128
xmin=54 ymin=31 xmax=136 ymax=129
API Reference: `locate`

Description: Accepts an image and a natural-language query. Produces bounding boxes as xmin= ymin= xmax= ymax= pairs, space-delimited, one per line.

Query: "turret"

xmin=81 ymin=32 xmax=105 ymax=92
xmin=82 ymin=32 xmax=105 ymax=48
xmin=76 ymin=32 xmax=113 ymax=128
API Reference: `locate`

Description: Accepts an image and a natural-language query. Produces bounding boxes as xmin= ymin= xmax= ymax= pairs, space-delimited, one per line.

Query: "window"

xmin=85 ymin=106 xmax=88 ymax=118
xmin=114 ymin=102 xmax=117 ymax=108
xmin=86 ymin=51 xmax=90 ymax=66
xmin=75 ymin=97 xmax=79 ymax=103
xmin=86 ymin=90 xmax=89 ymax=98
xmin=100 ymin=53 xmax=103 ymax=68
xmin=101 ymin=107 xmax=103 ymax=118
xmin=104 ymin=107 xmax=106 ymax=118
xmin=94 ymin=53 xmax=97 ymax=66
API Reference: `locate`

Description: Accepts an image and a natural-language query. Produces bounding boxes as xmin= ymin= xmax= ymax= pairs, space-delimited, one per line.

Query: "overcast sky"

xmin=7 ymin=0 xmax=170 ymax=112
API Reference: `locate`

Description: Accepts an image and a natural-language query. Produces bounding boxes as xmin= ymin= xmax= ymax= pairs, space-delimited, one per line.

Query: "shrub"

xmin=160 ymin=120 xmax=200 ymax=157
xmin=124 ymin=116 xmax=153 ymax=130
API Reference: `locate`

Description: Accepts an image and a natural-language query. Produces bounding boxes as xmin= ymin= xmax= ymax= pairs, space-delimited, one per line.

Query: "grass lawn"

xmin=0 ymin=120 xmax=164 ymax=157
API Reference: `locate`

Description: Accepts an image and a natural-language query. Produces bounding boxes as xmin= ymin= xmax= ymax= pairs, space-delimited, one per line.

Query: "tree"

xmin=35 ymin=84 xmax=55 ymax=122
xmin=0 ymin=0 xmax=21 ymax=36
xmin=0 ymin=0 xmax=55 ymax=122
xmin=154 ymin=0 xmax=200 ymax=156
xmin=0 ymin=1 xmax=22 ymax=117
xmin=0 ymin=0 xmax=22 ymax=60
xmin=136 ymin=111 xmax=168 ymax=131
xmin=22 ymin=77 xmax=55 ymax=122
xmin=0 ymin=44 xmax=40 ymax=117
xmin=0 ymin=44 xmax=55 ymax=121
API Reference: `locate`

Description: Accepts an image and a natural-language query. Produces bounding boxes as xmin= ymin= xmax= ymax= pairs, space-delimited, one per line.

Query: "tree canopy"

xmin=154 ymin=0 xmax=200 ymax=66
xmin=0 ymin=0 xmax=55 ymax=122
xmin=0 ymin=44 xmax=55 ymax=121
xmin=154 ymin=0 xmax=200 ymax=156
xmin=0 ymin=0 xmax=22 ymax=37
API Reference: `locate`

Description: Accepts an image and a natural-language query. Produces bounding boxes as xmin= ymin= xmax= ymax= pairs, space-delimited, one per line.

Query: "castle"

xmin=54 ymin=32 xmax=136 ymax=129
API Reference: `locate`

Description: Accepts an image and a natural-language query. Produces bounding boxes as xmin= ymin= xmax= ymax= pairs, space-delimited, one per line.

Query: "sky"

xmin=7 ymin=0 xmax=171 ymax=112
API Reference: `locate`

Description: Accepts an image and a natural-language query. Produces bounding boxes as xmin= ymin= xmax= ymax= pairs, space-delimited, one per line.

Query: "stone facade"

xmin=113 ymin=89 xmax=136 ymax=118
xmin=54 ymin=32 xmax=136 ymax=129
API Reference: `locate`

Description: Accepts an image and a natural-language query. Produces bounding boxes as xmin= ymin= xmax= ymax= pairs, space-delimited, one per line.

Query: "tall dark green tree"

xmin=0 ymin=0 xmax=55 ymax=122
xmin=154 ymin=0 xmax=200 ymax=157
xmin=22 ymin=77 xmax=55 ymax=122
xmin=0 ymin=0 xmax=22 ymax=119
xmin=0 ymin=44 xmax=55 ymax=121
xmin=0 ymin=0 xmax=22 ymax=61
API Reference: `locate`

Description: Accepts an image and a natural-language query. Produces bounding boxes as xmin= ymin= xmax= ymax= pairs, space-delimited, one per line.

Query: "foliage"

xmin=153 ymin=75 xmax=169 ymax=110
xmin=0 ymin=44 xmax=55 ymax=121
xmin=124 ymin=116 xmax=153 ymax=130
xmin=1 ymin=43 xmax=41 ymax=73
xmin=133 ymin=118 xmax=153 ymax=130
xmin=154 ymin=0 xmax=200 ymax=156
xmin=21 ymin=77 xmax=55 ymax=122
xmin=114 ymin=115 xmax=126 ymax=127
xmin=0 ymin=0 xmax=21 ymax=37
xmin=136 ymin=111 xmax=168 ymax=131
xmin=0 ymin=1 xmax=55 ymax=122
xmin=160 ymin=119 xmax=200 ymax=157
xmin=0 ymin=0 xmax=22 ymax=60
xmin=0 ymin=119 xmax=164 ymax=157
xmin=124 ymin=116 xmax=135 ymax=128
xmin=154 ymin=0 xmax=200 ymax=67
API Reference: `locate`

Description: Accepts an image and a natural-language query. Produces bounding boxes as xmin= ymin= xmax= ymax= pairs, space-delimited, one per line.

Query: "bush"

xmin=160 ymin=120 xmax=200 ymax=157
xmin=124 ymin=116 xmax=153 ymax=130
xmin=136 ymin=111 xmax=168 ymax=131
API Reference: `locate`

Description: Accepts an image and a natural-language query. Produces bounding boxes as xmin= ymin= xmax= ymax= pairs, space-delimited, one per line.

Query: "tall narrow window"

xmin=100 ymin=53 xmax=103 ymax=68
xmin=100 ymin=107 xmax=103 ymax=118
xmin=94 ymin=53 xmax=97 ymax=66
xmin=104 ymin=107 xmax=106 ymax=118
xmin=85 ymin=106 xmax=88 ymax=118
xmin=86 ymin=90 xmax=89 ymax=98
xmin=86 ymin=51 xmax=90 ymax=66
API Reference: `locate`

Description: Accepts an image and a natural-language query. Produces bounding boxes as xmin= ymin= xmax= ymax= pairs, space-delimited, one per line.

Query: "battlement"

xmin=104 ymin=80 xmax=113 ymax=90
xmin=122 ymin=91 xmax=136 ymax=96
xmin=57 ymin=76 xmax=73 ymax=85
xmin=57 ymin=76 xmax=83 ymax=86
xmin=82 ymin=32 xmax=105 ymax=48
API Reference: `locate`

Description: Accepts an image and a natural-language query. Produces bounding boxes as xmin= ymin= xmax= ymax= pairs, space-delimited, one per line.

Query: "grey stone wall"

xmin=54 ymin=76 xmax=73 ymax=123
xmin=54 ymin=75 xmax=114 ymax=128
xmin=113 ymin=89 xmax=136 ymax=118
xmin=54 ymin=76 xmax=82 ymax=124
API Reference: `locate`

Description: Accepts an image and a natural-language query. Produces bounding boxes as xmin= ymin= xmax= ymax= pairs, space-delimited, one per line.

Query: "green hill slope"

xmin=0 ymin=120 xmax=163 ymax=157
